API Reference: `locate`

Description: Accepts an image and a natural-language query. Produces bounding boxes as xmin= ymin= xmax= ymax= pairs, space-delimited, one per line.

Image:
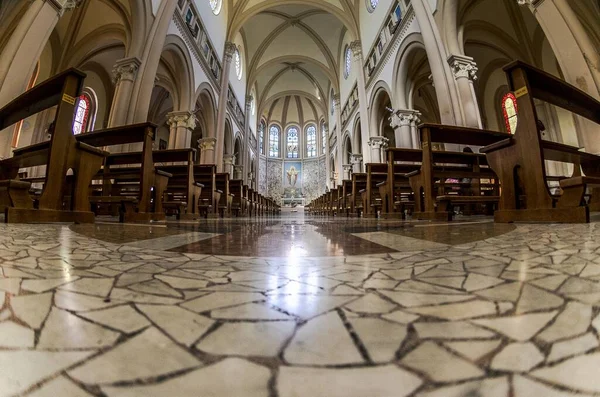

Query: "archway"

xmin=370 ymin=86 xmax=396 ymax=148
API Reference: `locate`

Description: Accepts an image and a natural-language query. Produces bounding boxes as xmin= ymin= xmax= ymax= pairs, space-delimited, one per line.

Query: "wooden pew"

xmin=379 ymin=149 xmax=423 ymax=219
xmin=0 ymin=68 xmax=108 ymax=223
xmin=230 ymin=180 xmax=246 ymax=216
xmin=78 ymin=123 xmax=170 ymax=223
xmin=481 ymin=61 xmax=600 ymax=223
xmin=337 ymin=180 xmax=352 ymax=216
xmin=154 ymin=149 xmax=203 ymax=220
xmin=194 ymin=165 xmax=221 ymax=218
xmin=247 ymin=188 xmax=256 ymax=216
xmin=363 ymin=163 xmax=388 ymax=218
xmin=215 ymin=173 xmax=232 ymax=217
xmin=351 ymin=173 xmax=367 ymax=217
xmin=409 ymin=124 xmax=509 ymax=221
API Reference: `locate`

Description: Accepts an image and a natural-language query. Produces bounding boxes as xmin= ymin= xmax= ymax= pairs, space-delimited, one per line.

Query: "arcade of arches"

xmin=0 ymin=0 xmax=600 ymax=396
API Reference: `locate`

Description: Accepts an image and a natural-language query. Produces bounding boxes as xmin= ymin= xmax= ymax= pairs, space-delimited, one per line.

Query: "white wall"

xmin=192 ymin=0 xmax=227 ymax=59
xmin=339 ymin=31 xmax=357 ymax=107
xmin=229 ymin=32 xmax=247 ymax=112
xmin=359 ymin=0 xmax=395 ymax=54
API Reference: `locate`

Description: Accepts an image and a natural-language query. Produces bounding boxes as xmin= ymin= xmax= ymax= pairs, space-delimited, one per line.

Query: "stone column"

xmin=342 ymin=164 xmax=353 ymax=180
xmin=518 ymin=0 xmax=600 ymax=153
xmin=166 ymin=111 xmax=196 ymax=149
xmin=448 ymin=55 xmax=482 ymax=128
xmin=390 ymin=109 xmax=421 ymax=148
xmin=409 ymin=111 xmax=422 ymax=148
xmin=0 ymin=0 xmax=77 ymax=157
xmin=199 ymin=137 xmax=217 ymax=165
xmin=368 ymin=136 xmax=389 ymax=163
xmin=323 ymin=123 xmax=331 ymax=189
xmin=333 ymin=95 xmax=344 ymax=185
xmin=0 ymin=0 xmax=73 ymax=106
xmin=350 ymin=41 xmax=372 ymax=165
xmin=351 ymin=154 xmax=363 ymax=174
xmin=411 ymin=0 xmax=462 ymax=125
xmin=127 ymin=1 xmax=178 ymax=124
xmin=214 ymin=42 xmax=237 ymax=171
xmin=108 ymin=57 xmax=141 ymax=128
xmin=243 ymin=95 xmax=252 ymax=184
xmin=223 ymin=154 xmax=236 ymax=176
xmin=234 ymin=165 xmax=243 ymax=180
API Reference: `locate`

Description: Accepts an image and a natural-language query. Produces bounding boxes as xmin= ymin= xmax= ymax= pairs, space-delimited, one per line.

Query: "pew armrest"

xmin=480 ymin=138 xmax=514 ymax=154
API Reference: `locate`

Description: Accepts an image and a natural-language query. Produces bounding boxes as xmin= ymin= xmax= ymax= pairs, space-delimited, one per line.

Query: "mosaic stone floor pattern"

xmin=0 ymin=220 xmax=599 ymax=396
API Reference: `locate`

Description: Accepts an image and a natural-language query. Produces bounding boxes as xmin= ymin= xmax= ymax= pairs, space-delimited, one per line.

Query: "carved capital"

xmin=112 ymin=57 xmax=141 ymax=84
xmin=448 ymin=55 xmax=478 ymax=81
xmin=342 ymin=164 xmax=353 ymax=172
xmin=349 ymin=41 xmax=363 ymax=61
xmin=368 ymin=136 xmax=389 ymax=150
xmin=245 ymin=95 xmax=253 ymax=111
xmin=517 ymin=0 xmax=543 ymax=7
xmin=389 ymin=109 xmax=421 ymax=129
xmin=350 ymin=153 xmax=363 ymax=164
xmin=198 ymin=137 xmax=217 ymax=151
xmin=167 ymin=111 xmax=197 ymax=130
xmin=223 ymin=154 xmax=236 ymax=165
xmin=224 ymin=42 xmax=237 ymax=62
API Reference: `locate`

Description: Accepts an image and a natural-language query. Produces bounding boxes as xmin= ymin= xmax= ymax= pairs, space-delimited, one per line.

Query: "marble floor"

xmin=1 ymin=215 xmax=600 ymax=396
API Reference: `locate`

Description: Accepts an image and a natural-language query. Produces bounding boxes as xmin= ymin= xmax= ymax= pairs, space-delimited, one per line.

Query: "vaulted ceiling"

xmin=235 ymin=0 xmax=358 ymax=124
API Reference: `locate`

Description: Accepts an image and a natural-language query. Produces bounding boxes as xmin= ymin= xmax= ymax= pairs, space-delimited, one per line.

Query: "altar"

xmin=282 ymin=197 xmax=305 ymax=207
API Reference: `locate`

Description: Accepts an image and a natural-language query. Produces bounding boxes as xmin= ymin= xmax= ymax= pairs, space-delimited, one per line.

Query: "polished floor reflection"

xmin=0 ymin=218 xmax=599 ymax=396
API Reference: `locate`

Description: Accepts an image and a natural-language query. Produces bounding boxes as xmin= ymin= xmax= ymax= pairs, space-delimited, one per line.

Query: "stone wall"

xmin=259 ymin=156 xmax=267 ymax=195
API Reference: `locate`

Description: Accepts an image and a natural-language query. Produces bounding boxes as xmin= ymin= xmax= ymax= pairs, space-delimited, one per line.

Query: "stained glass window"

xmin=269 ymin=125 xmax=280 ymax=158
xmin=72 ymin=94 xmax=90 ymax=135
xmin=209 ymin=0 xmax=222 ymax=15
xmin=344 ymin=46 xmax=352 ymax=79
xmin=306 ymin=125 xmax=317 ymax=158
xmin=234 ymin=47 xmax=242 ymax=80
xmin=287 ymin=127 xmax=299 ymax=159
xmin=368 ymin=0 xmax=379 ymax=12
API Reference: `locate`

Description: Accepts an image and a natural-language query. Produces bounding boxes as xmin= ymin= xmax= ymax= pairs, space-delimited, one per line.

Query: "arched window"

xmin=209 ymin=0 xmax=222 ymax=15
xmin=234 ymin=47 xmax=242 ymax=80
xmin=286 ymin=127 xmax=299 ymax=158
xmin=269 ymin=125 xmax=280 ymax=158
xmin=259 ymin=120 xmax=266 ymax=155
xmin=344 ymin=46 xmax=352 ymax=79
xmin=367 ymin=0 xmax=379 ymax=12
xmin=72 ymin=94 xmax=92 ymax=135
xmin=306 ymin=125 xmax=317 ymax=158
xmin=321 ymin=121 xmax=327 ymax=154
xmin=331 ymin=91 xmax=335 ymax=115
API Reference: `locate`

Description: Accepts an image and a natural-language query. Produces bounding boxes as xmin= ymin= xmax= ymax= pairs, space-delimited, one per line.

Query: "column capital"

xmin=112 ymin=57 xmax=141 ymax=84
xmin=389 ymin=109 xmax=421 ymax=129
xmin=62 ymin=0 xmax=84 ymax=9
xmin=224 ymin=42 xmax=237 ymax=62
xmin=368 ymin=136 xmax=389 ymax=150
xmin=223 ymin=154 xmax=236 ymax=165
xmin=517 ymin=0 xmax=544 ymax=7
xmin=245 ymin=95 xmax=253 ymax=111
xmin=350 ymin=153 xmax=363 ymax=164
xmin=167 ymin=111 xmax=197 ymax=130
xmin=342 ymin=164 xmax=353 ymax=172
xmin=198 ymin=137 xmax=217 ymax=151
xmin=349 ymin=41 xmax=363 ymax=60
xmin=448 ymin=54 xmax=478 ymax=81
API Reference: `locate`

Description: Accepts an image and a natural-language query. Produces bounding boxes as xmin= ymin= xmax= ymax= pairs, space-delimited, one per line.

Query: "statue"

xmin=286 ymin=166 xmax=299 ymax=187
